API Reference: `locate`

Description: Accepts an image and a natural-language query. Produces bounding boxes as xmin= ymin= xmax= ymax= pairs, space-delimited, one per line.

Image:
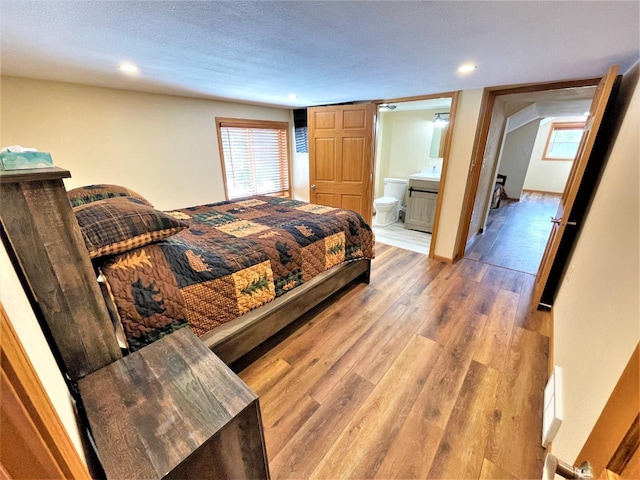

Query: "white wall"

xmin=0 ymin=77 xmax=292 ymax=210
xmin=0 ymin=242 xmax=86 ymax=463
xmin=497 ymin=119 xmax=542 ymax=199
xmin=552 ymin=69 xmax=639 ymax=462
xmin=522 ymin=116 xmax=585 ymax=194
xmin=433 ymin=88 xmax=484 ymax=260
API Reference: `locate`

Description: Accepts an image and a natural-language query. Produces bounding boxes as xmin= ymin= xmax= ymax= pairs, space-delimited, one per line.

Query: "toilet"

xmin=373 ymin=178 xmax=408 ymax=226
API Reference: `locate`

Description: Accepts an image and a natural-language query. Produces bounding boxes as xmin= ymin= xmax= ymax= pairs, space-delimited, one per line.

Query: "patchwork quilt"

xmin=99 ymin=196 xmax=375 ymax=351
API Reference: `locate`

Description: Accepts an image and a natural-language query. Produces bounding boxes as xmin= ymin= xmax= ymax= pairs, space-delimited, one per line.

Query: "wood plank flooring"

xmin=235 ymin=242 xmax=552 ymax=479
xmin=465 ymin=192 xmax=561 ymax=274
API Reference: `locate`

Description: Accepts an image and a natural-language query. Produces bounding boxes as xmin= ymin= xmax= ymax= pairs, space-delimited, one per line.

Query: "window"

xmin=543 ymin=122 xmax=586 ymax=161
xmin=293 ymin=109 xmax=308 ymax=153
xmin=216 ymin=118 xmax=291 ymax=200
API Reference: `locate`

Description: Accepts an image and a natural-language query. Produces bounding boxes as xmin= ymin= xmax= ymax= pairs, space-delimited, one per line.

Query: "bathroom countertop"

xmin=409 ymin=168 xmax=441 ymax=182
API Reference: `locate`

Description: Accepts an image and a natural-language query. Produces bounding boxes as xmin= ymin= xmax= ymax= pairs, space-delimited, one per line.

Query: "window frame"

xmin=215 ymin=117 xmax=292 ymax=200
xmin=542 ymin=121 xmax=586 ymax=161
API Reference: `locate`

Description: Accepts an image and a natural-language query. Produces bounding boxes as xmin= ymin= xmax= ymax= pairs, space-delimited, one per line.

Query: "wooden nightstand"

xmin=78 ymin=328 xmax=269 ymax=479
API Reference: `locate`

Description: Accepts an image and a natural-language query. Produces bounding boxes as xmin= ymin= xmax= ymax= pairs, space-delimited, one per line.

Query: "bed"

xmin=4 ymin=169 xmax=373 ymax=476
xmin=69 ymin=185 xmax=375 ymax=364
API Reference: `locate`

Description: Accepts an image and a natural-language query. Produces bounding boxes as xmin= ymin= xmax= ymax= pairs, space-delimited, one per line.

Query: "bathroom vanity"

xmin=404 ymin=170 xmax=440 ymax=233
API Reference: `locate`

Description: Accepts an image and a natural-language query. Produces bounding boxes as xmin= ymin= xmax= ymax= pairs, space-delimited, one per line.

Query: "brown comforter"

xmin=99 ymin=196 xmax=375 ymax=351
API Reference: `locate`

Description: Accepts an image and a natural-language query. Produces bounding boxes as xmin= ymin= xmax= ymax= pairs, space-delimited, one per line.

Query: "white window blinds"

xmin=218 ymin=119 xmax=290 ymax=200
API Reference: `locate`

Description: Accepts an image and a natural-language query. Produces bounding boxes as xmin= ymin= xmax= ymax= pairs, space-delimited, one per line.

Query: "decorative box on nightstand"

xmin=78 ymin=328 xmax=270 ymax=479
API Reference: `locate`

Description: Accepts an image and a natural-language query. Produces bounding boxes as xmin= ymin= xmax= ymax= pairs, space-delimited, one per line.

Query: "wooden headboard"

xmin=0 ymin=167 xmax=121 ymax=381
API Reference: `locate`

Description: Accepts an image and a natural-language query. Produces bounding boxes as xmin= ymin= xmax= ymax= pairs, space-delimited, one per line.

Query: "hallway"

xmin=465 ymin=191 xmax=561 ymax=274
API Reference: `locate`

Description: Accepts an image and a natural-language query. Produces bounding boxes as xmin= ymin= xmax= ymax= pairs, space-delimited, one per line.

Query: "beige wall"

xmin=0 ymin=76 xmax=293 ymax=464
xmin=467 ymin=97 xmax=507 ymax=243
xmin=552 ymin=68 xmax=639 ymax=462
xmin=0 ymin=241 xmax=87 ymax=463
xmin=433 ymin=88 xmax=484 ymax=260
xmin=0 ymin=77 xmax=292 ymax=210
xmin=292 ymin=151 xmax=310 ymax=201
xmin=497 ymin=119 xmax=542 ymax=199
xmin=0 ymin=76 xmax=477 ymax=260
xmin=522 ymin=116 xmax=585 ymax=194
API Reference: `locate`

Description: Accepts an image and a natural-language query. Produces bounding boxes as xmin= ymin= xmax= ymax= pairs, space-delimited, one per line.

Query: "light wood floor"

xmin=236 ymin=243 xmax=552 ymax=479
xmin=465 ymin=192 xmax=561 ymax=275
xmin=372 ymin=221 xmax=431 ymax=255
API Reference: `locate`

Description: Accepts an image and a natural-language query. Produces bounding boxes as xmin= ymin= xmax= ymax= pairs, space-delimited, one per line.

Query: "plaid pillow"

xmin=68 ymin=184 xmax=154 ymax=208
xmin=74 ymin=197 xmax=188 ymax=259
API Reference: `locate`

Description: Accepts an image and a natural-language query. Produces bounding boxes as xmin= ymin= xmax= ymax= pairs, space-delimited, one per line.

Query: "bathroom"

xmin=373 ymin=97 xmax=452 ymax=254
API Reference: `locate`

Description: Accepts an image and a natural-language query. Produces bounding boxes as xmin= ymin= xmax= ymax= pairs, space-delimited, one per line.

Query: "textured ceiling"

xmin=1 ymin=1 xmax=638 ymax=108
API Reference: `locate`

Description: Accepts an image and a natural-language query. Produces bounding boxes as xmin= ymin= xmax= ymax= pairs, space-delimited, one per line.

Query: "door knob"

xmin=542 ymin=454 xmax=593 ymax=480
xmin=550 ymin=217 xmax=577 ymax=226
xmin=311 ymin=184 xmax=317 ymax=190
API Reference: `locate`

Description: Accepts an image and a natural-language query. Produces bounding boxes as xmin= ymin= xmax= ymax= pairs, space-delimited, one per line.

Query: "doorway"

xmin=465 ymin=98 xmax=596 ymax=275
xmin=457 ymin=79 xmax=600 ymax=275
xmin=457 ymin=66 xmax=619 ymax=306
xmin=371 ymin=94 xmax=456 ymax=256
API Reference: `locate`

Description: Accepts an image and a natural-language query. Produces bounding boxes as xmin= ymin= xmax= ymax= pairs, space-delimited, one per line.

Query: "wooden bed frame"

xmin=0 ymin=167 xmax=372 ymax=380
xmin=204 ymin=258 xmax=370 ymax=363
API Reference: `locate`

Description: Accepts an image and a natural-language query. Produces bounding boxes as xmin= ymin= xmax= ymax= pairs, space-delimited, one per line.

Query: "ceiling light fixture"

xmin=118 ymin=63 xmax=139 ymax=74
xmin=288 ymin=94 xmax=297 ymax=100
xmin=458 ymin=63 xmax=477 ymax=74
xmin=434 ymin=112 xmax=450 ymax=127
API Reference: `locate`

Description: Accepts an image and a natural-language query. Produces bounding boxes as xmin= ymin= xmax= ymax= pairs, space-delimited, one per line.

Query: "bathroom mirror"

xmin=429 ymin=121 xmax=449 ymax=158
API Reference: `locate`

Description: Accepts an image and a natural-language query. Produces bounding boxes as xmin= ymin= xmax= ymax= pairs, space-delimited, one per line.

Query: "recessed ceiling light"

xmin=458 ymin=63 xmax=477 ymax=74
xmin=583 ymin=111 xmax=590 ymax=116
xmin=288 ymin=94 xmax=297 ymax=100
xmin=119 ymin=63 xmax=139 ymax=74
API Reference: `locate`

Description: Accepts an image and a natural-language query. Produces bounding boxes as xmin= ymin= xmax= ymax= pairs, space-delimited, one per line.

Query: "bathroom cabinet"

xmin=404 ymin=178 xmax=439 ymax=233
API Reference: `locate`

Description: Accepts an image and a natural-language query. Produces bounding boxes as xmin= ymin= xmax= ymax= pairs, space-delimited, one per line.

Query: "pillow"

xmin=68 ymin=184 xmax=154 ymax=208
xmin=74 ymin=197 xmax=188 ymax=259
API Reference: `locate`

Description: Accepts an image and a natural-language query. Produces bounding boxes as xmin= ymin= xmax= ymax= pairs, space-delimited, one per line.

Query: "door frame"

xmin=454 ymin=76 xmax=602 ymax=262
xmin=576 ymin=343 xmax=639 ymax=476
xmin=0 ymin=302 xmax=90 ymax=479
xmin=372 ymin=90 xmax=460 ymax=260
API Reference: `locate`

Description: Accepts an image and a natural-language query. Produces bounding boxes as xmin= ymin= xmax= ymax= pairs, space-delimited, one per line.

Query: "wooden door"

xmin=308 ymin=104 xmax=375 ymax=222
xmin=577 ymin=343 xmax=639 ymax=478
xmin=532 ymin=65 xmax=618 ymax=307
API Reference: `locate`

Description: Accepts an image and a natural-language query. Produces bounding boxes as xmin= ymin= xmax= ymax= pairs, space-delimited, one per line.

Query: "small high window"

xmin=543 ymin=122 xmax=586 ymax=161
xmin=293 ymin=109 xmax=308 ymax=154
xmin=216 ymin=118 xmax=291 ymax=200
